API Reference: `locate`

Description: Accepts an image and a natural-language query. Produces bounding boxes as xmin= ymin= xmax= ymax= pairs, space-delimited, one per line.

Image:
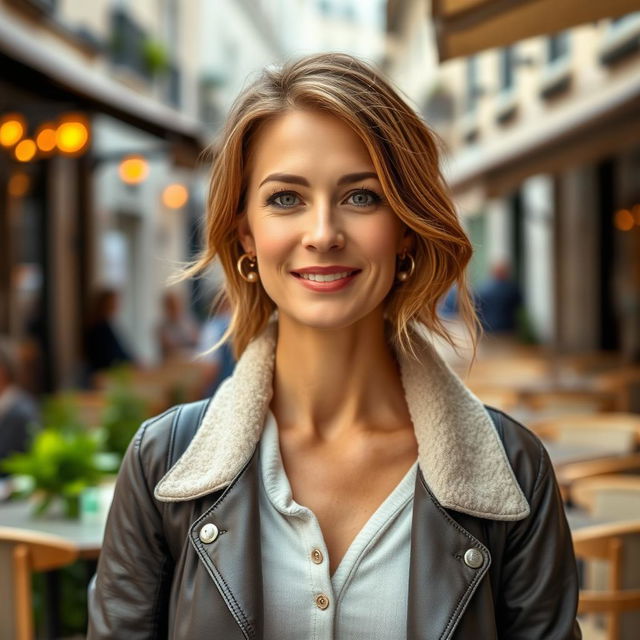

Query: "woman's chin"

xmin=277 ymin=306 xmax=382 ymax=333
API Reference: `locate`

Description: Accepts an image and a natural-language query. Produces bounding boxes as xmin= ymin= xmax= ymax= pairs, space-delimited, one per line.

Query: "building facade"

xmin=386 ymin=3 xmax=640 ymax=360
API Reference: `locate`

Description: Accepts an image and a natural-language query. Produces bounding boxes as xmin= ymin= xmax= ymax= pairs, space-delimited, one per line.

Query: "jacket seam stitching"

xmin=531 ymin=440 xmax=549 ymax=499
xmin=134 ymin=412 xmax=177 ymax=636
xmin=419 ymin=473 xmax=492 ymax=639
xmin=442 ymin=565 xmax=488 ymax=639
xmin=187 ymin=450 xmax=258 ymax=638
xmin=139 ymin=405 xmax=180 ymax=434
xmin=420 ymin=473 xmax=486 ymax=543
xmin=191 ymin=536 xmax=253 ymax=638
xmin=165 ymin=405 xmax=182 ymax=473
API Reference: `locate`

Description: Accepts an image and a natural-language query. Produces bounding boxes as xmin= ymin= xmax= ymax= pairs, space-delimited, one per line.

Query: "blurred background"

xmin=1 ymin=1 xmax=640 ymax=638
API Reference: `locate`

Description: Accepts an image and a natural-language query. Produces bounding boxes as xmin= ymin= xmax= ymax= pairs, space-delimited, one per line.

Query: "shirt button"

xmin=315 ymin=593 xmax=330 ymax=610
xmin=311 ymin=548 xmax=324 ymax=564
xmin=463 ymin=548 xmax=484 ymax=569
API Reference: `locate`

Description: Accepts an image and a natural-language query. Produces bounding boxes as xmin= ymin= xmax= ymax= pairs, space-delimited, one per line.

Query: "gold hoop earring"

xmin=396 ymin=250 xmax=415 ymax=282
xmin=237 ymin=252 xmax=258 ymax=283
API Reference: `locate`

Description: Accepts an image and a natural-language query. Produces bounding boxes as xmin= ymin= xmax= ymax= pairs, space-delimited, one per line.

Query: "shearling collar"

xmin=154 ymin=320 xmax=530 ymax=521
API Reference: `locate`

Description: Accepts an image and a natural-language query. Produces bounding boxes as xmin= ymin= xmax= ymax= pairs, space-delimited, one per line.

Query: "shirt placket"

xmin=296 ymin=509 xmax=336 ymax=639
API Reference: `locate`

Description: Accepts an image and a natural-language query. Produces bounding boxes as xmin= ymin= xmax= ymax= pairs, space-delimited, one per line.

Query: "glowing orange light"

xmin=56 ymin=119 xmax=89 ymax=154
xmin=162 ymin=183 xmax=189 ymax=209
xmin=36 ymin=123 xmax=57 ymax=153
xmin=119 ymin=155 xmax=149 ymax=184
xmin=8 ymin=172 xmax=30 ymax=198
xmin=15 ymin=139 xmax=37 ymax=162
xmin=632 ymin=204 xmax=640 ymax=226
xmin=614 ymin=209 xmax=634 ymax=231
xmin=0 ymin=114 xmax=26 ymax=147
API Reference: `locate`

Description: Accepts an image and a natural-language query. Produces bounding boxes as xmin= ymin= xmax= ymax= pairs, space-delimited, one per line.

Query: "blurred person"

xmin=157 ymin=290 xmax=199 ymax=361
xmin=0 ymin=338 xmax=39 ymax=476
xmin=197 ymin=294 xmax=236 ymax=396
xmin=438 ymin=282 xmax=459 ymax=318
xmin=84 ymin=288 xmax=134 ymax=376
xmin=474 ymin=261 xmax=523 ymax=333
xmin=89 ymin=54 xmax=580 ymax=639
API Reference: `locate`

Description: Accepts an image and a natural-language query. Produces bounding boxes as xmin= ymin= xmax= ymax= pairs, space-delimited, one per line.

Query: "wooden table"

xmin=0 ymin=500 xmax=105 ymax=558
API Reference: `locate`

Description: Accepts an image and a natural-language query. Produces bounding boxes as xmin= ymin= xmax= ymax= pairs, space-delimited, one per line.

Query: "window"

xmin=547 ymin=32 xmax=569 ymax=63
xmin=465 ymin=56 xmax=480 ymax=112
xmin=499 ymin=46 xmax=515 ymax=92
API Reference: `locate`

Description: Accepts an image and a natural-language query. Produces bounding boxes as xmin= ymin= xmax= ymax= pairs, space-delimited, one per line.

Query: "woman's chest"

xmin=277 ymin=432 xmax=418 ymax=575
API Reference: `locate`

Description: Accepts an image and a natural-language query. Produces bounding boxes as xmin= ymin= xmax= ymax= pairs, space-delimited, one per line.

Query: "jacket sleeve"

xmin=497 ymin=442 xmax=582 ymax=639
xmin=87 ymin=418 xmax=173 ymax=639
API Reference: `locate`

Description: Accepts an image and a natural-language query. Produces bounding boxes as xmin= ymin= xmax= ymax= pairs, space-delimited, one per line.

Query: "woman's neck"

xmin=270 ymin=311 xmax=412 ymax=442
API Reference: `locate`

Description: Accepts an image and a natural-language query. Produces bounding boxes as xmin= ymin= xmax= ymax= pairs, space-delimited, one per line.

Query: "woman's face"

xmin=238 ymin=109 xmax=411 ymax=331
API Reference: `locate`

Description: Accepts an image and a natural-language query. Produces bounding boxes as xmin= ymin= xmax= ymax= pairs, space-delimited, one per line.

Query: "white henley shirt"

xmin=259 ymin=409 xmax=418 ymax=639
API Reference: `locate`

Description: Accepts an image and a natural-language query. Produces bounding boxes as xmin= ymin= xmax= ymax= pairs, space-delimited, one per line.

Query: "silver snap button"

xmin=463 ymin=548 xmax=484 ymax=569
xmin=199 ymin=523 xmax=219 ymax=544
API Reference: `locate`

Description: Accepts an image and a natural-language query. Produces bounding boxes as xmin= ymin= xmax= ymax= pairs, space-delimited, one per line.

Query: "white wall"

xmin=521 ymin=175 xmax=555 ymax=344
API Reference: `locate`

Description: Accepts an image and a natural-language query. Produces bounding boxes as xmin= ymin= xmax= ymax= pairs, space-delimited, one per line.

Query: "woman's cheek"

xmin=356 ymin=218 xmax=402 ymax=267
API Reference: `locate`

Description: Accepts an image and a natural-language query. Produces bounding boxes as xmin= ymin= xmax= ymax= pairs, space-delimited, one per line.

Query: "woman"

xmin=88 ymin=53 xmax=581 ymax=639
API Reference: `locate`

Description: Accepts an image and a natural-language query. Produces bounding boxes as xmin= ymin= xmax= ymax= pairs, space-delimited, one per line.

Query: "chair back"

xmin=571 ymin=476 xmax=640 ymax=521
xmin=573 ymin=521 xmax=640 ymax=640
xmin=0 ymin=527 xmax=78 ymax=640
xmin=532 ymin=414 xmax=640 ymax=452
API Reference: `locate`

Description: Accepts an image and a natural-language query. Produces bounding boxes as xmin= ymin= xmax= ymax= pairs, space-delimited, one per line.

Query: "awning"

xmin=431 ymin=0 xmax=639 ymax=61
xmin=0 ymin=9 xmax=208 ymax=165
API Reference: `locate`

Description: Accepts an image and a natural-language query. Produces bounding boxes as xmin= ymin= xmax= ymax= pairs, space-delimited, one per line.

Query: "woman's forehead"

xmin=245 ymin=109 xmax=376 ymax=184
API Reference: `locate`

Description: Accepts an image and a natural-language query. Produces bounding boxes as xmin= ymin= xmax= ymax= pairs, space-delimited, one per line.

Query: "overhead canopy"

xmin=431 ymin=0 xmax=639 ymax=61
xmin=0 ymin=10 xmax=207 ymax=166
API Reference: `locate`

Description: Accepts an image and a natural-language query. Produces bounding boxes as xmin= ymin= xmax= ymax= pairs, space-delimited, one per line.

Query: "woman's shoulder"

xmin=129 ymin=399 xmax=211 ymax=483
xmin=483 ymin=405 xmax=551 ymax=500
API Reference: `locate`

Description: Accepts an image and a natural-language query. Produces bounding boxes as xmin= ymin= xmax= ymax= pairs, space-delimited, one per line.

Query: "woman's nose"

xmin=301 ymin=202 xmax=345 ymax=252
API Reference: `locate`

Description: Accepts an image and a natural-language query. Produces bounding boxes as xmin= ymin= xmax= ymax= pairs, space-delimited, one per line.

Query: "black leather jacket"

xmin=87 ymin=400 xmax=581 ymax=639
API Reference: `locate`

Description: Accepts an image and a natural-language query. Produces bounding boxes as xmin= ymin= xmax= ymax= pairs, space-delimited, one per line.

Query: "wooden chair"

xmin=573 ymin=521 xmax=640 ymax=640
xmin=521 ymin=389 xmax=617 ymax=417
xmin=593 ymin=367 xmax=640 ymax=413
xmin=470 ymin=387 xmax=521 ymax=412
xmin=570 ymin=475 xmax=640 ymax=521
xmin=0 ymin=527 xmax=78 ymax=640
xmin=558 ymin=352 xmax=624 ymax=376
xmin=555 ymin=455 xmax=640 ymax=505
xmin=531 ymin=413 xmax=640 ymax=452
xmin=466 ymin=356 xmax=551 ymax=387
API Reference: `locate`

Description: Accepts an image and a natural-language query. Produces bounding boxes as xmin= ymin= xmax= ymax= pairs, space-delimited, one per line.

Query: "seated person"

xmin=0 ymin=339 xmax=39 ymax=477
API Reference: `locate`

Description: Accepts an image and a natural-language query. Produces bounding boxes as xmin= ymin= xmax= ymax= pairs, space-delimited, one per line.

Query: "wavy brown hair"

xmin=180 ymin=52 xmax=481 ymax=361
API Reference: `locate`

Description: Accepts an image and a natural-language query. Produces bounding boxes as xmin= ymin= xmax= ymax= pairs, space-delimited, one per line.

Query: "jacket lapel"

xmin=407 ymin=471 xmax=492 ymax=640
xmin=188 ymin=450 xmax=263 ymax=640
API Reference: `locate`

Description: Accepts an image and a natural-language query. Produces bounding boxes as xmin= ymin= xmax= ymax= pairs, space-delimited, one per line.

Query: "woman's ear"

xmin=399 ymin=228 xmax=416 ymax=254
xmin=237 ymin=213 xmax=256 ymax=255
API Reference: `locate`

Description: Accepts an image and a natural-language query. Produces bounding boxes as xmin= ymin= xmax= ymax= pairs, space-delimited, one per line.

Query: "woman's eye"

xmin=266 ymin=191 xmax=300 ymax=208
xmin=346 ymin=189 xmax=381 ymax=207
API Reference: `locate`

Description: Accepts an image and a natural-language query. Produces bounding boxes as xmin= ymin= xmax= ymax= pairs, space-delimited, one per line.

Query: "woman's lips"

xmin=291 ymin=270 xmax=361 ymax=292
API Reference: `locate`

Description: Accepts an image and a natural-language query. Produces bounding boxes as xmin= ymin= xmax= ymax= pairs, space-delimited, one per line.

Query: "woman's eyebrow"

xmin=258 ymin=171 xmax=378 ymax=188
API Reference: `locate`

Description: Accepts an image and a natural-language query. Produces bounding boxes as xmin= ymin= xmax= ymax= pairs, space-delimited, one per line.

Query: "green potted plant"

xmin=1 ymin=396 xmax=104 ymax=518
